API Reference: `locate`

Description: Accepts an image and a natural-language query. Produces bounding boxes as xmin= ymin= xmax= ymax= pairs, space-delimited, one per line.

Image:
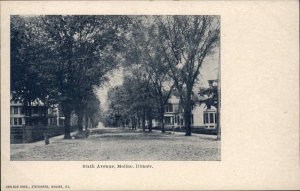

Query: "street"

xmin=10 ymin=128 xmax=220 ymax=161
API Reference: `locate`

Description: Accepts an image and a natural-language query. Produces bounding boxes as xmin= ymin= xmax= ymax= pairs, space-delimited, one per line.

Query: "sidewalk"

xmin=135 ymin=128 xmax=217 ymax=140
xmin=10 ymin=127 xmax=107 ymax=156
xmin=10 ymin=131 xmax=78 ymax=156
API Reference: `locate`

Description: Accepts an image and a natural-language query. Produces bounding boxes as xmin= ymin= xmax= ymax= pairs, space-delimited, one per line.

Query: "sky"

xmin=96 ymin=68 xmax=124 ymax=111
xmin=96 ymin=47 xmax=219 ymax=111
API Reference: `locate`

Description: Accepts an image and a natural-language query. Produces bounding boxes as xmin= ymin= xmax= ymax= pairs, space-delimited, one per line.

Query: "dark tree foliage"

xmin=123 ymin=16 xmax=173 ymax=133
xmin=11 ymin=15 xmax=131 ymax=138
xmin=199 ymin=85 xmax=218 ymax=109
xmin=105 ymin=70 xmax=158 ymax=132
xmin=11 ymin=16 xmax=49 ymax=105
xmin=199 ymin=81 xmax=221 ymax=140
xmin=11 ymin=15 xmax=220 ymax=140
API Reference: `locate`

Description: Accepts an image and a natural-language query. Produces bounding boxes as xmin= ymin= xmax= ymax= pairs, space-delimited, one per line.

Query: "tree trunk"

xmin=142 ymin=108 xmax=146 ymax=132
xmin=137 ymin=116 xmax=141 ymax=129
xmin=161 ymin=116 xmax=165 ymax=133
xmin=132 ymin=117 xmax=136 ymax=130
xmin=64 ymin=112 xmax=72 ymax=139
xmin=147 ymin=107 xmax=153 ymax=132
xmin=90 ymin=118 xmax=94 ymax=129
xmin=160 ymin=106 xmax=165 ymax=133
xmin=184 ymin=101 xmax=192 ymax=136
xmin=216 ymin=109 xmax=221 ymax=140
xmin=85 ymin=115 xmax=88 ymax=130
xmin=61 ymin=102 xmax=72 ymax=139
xmin=216 ymin=45 xmax=221 ymax=141
xmin=77 ymin=111 xmax=84 ymax=132
xmin=183 ymin=85 xmax=193 ymax=136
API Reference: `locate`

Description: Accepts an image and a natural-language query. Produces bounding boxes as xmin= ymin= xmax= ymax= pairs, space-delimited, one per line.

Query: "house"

xmin=152 ymin=96 xmax=217 ymax=129
xmin=10 ymin=100 xmax=64 ymax=127
xmin=10 ymin=101 xmax=26 ymax=127
xmin=10 ymin=99 xmax=66 ymax=143
xmin=152 ymin=80 xmax=218 ymax=129
xmin=47 ymin=107 xmax=65 ymax=126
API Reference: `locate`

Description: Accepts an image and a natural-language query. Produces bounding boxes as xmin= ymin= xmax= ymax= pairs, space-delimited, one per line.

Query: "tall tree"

xmin=11 ymin=15 xmax=130 ymax=138
xmin=11 ymin=16 xmax=50 ymax=105
xmin=106 ymin=85 xmax=127 ymax=127
xmin=143 ymin=24 xmax=174 ymax=133
xmin=156 ymin=16 xmax=220 ymax=136
xmin=124 ymin=16 xmax=169 ymax=132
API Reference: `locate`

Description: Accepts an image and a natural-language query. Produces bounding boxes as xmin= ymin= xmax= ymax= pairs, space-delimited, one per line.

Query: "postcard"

xmin=1 ymin=1 xmax=299 ymax=190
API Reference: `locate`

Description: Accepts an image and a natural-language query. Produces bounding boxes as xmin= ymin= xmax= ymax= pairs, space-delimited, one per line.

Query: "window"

xmin=14 ymin=118 xmax=18 ymax=125
xmin=20 ymin=107 xmax=24 ymax=114
xmin=164 ymin=116 xmax=173 ymax=125
xmin=165 ymin=104 xmax=173 ymax=112
xmin=173 ymin=104 xmax=179 ymax=112
xmin=169 ymin=104 xmax=173 ymax=112
xmin=10 ymin=107 xmax=13 ymax=114
xmin=12 ymin=118 xmax=23 ymax=125
xmin=191 ymin=114 xmax=194 ymax=124
xmin=59 ymin=119 xmax=64 ymax=126
xmin=13 ymin=107 xmax=18 ymax=114
xmin=18 ymin=118 xmax=22 ymax=125
xmin=204 ymin=113 xmax=208 ymax=124
xmin=209 ymin=113 xmax=214 ymax=123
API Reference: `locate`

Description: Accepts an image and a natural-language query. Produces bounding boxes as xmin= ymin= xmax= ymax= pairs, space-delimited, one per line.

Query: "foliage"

xmin=11 ymin=16 xmax=50 ymax=104
xmin=121 ymin=16 xmax=174 ymax=132
xmin=11 ymin=15 xmax=220 ymax=138
xmin=11 ymin=15 xmax=131 ymax=138
xmin=155 ymin=15 xmax=220 ymax=135
xmin=198 ymin=84 xmax=218 ymax=109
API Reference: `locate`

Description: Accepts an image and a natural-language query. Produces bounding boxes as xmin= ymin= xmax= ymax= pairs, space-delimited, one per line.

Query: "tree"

xmin=199 ymin=79 xmax=220 ymax=140
xmin=74 ymin=88 xmax=101 ymax=131
xmin=11 ymin=16 xmax=50 ymax=105
xmin=156 ymin=16 xmax=220 ymax=136
xmin=11 ymin=15 xmax=131 ymax=138
xmin=106 ymin=85 xmax=127 ymax=127
xmin=39 ymin=15 xmax=130 ymax=138
xmin=85 ymin=91 xmax=102 ymax=129
xmin=142 ymin=26 xmax=174 ymax=133
xmin=105 ymin=69 xmax=157 ymax=132
xmin=124 ymin=16 xmax=171 ymax=132
xmin=199 ymin=82 xmax=218 ymax=109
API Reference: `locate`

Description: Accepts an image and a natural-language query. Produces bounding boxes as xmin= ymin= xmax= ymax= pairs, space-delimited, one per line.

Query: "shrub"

xmin=73 ymin=130 xmax=90 ymax=139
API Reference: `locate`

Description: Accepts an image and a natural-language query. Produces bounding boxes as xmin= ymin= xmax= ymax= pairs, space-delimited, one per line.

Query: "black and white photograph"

xmin=10 ymin=15 xmax=221 ymax=161
xmin=2 ymin=1 xmax=300 ymax=190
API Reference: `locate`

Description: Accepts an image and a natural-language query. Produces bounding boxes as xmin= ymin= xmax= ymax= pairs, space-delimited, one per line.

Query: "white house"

xmin=153 ymin=94 xmax=217 ymax=129
xmin=10 ymin=100 xmax=65 ymax=127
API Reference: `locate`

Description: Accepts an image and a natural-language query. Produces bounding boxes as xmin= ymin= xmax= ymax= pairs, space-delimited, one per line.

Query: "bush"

xmin=73 ymin=130 xmax=90 ymax=139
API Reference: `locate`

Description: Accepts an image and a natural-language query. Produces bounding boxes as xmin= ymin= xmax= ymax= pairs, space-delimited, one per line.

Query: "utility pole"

xmin=217 ymin=42 xmax=221 ymax=141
